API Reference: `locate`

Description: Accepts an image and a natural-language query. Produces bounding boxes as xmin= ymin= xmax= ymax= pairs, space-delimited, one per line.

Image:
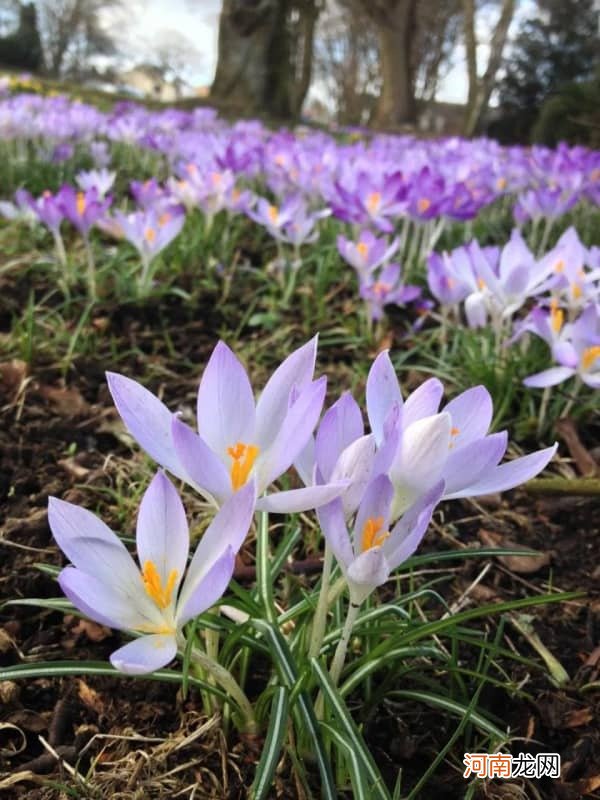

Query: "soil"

xmin=1 ymin=267 xmax=599 ymax=800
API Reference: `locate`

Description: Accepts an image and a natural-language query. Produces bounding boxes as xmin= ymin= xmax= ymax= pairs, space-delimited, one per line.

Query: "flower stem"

xmin=308 ymin=543 xmax=333 ymax=659
xmin=328 ymin=601 xmax=360 ymax=688
xmin=83 ymin=236 xmax=96 ymax=301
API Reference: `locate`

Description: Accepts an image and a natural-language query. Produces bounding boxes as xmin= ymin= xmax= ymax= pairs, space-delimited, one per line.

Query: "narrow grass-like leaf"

xmin=256 ymin=511 xmax=277 ymax=625
xmin=250 ymin=619 xmax=336 ymax=800
xmin=388 ymin=689 xmax=506 ymax=739
xmin=321 ymin=723 xmax=369 ymax=800
xmin=312 ymin=659 xmax=391 ymax=800
xmin=250 ymin=687 xmax=289 ymax=800
xmin=0 ymin=660 xmax=226 ymax=700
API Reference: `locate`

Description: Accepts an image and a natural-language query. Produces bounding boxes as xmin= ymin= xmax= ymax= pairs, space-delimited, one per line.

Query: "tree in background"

xmin=151 ymin=29 xmax=204 ymax=98
xmin=36 ymin=0 xmax=123 ymax=78
xmin=462 ymin=0 xmax=516 ymax=136
xmin=211 ymin=0 xmax=322 ymax=118
xmin=494 ymin=0 xmax=599 ymax=142
xmin=0 ymin=1 xmax=43 ymax=72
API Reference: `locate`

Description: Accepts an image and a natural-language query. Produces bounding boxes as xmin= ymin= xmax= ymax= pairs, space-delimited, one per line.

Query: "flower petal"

xmin=366 ymin=351 xmax=402 ymax=445
xmin=178 ymin=482 xmax=255 ymax=613
xmin=58 ymin=566 xmax=162 ymax=631
xmin=256 ymin=482 xmax=348 ymax=513
xmin=444 ymin=444 xmax=558 ymax=499
xmin=317 ymin=498 xmax=354 ymax=570
xmin=401 ymin=378 xmax=444 ymax=429
xmin=110 ymin=633 xmax=177 ymax=675
xmin=196 ymin=341 xmax=256 ymax=457
xmin=330 ymin=434 xmax=376 ymax=517
xmin=347 ymin=549 xmax=389 ymax=595
xmin=352 ymin=474 xmax=394 ymax=555
xmin=257 ymin=377 xmax=326 ymax=489
xmin=442 ymin=432 xmax=508 ymax=495
xmin=442 ymin=386 xmax=493 ymax=446
xmin=136 ymin=471 xmax=189 ymax=594
xmin=255 ymin=336 xmax=317 ymax=448
xmin=315 ymin=392 xmax=363 ymax=481
xmin=171 ymin=416 xmax=231 ymax=506
xmin=106 ymin=372 xmax=187 ymax=481
xmin=385 ymin=480 xmax=444 ymax=569
xmin=523 ymin=367 xmax=575 ymax=388
xmin=177 ymin=547 xmax=236 ymax=625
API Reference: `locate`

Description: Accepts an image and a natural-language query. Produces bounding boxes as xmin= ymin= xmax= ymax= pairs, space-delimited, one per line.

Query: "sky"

xmin=125 ymin=0 xmax=535 ymax=104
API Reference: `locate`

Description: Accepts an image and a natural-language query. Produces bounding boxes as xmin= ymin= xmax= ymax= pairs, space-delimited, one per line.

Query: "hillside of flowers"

xmin=0 ymin=89 xmax=599 ymax=799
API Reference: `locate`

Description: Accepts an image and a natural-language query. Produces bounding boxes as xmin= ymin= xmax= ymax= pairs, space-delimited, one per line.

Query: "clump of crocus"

xmin=76 ymin=168 xmax=116 ymax=198
xmin=337 ymin=230 xmax=399 ymax=278
xmin=359 ymin=263 xmax=421 ymax=323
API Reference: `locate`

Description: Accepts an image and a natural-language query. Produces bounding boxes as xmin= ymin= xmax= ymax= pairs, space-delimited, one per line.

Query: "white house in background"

xmin=118 ymin=64 xmax=188 ymax=102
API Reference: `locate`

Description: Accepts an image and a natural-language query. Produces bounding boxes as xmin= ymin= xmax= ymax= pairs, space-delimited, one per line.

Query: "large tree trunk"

xmin=463 ymin=0 xmax=516 ymax=136
xmin=370 ymin=0 xmax=417 ymax=128
xmin=291 ymin=0 xmax=320 ymax=116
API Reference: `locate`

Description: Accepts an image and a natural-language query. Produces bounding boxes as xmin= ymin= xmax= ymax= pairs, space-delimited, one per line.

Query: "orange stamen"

xmin=366 ymin=192 xmax=381 ymax=214
xmin=158 ymin=212 xmax=171 ymax=226
xmin=144 ymin=227 xmax=156 ymax=243
xmin=554 ymin=259 xmax=565 ymax=274
xmin=267 ymin=205 xmax=279 ymax=224
xmin=356 ymin=241 xmax=369 ymax=259
xmin=142 ymin=561 xmax=178 ymax=610
xmin=496 ymin=177 xmax=507 ymax=190
xmin=76 ymin=192 xmax=86 ymax=216
xmin=571 ymin=282 xmax=583 ymax=300
xmin=477 ymin=277 xmax=486 ymax=290
xmin=550 ymin=299 xmax=564 ymax=334
xmin=361 ymin=516 xmax=389 ymax=552
xmin=581 ymin=346 xmax=600 ymax=372
xmin=227 ymin=442 xmax=259 ymax=491
xmin=417 ymin=197 xmax=431 ymax=213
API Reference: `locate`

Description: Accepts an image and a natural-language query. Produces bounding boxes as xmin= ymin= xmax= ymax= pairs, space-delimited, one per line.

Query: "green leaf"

xmin=388 ymin=689 xmax=505 ymax=739
xmin=0 ymin=660 xmax=227 ymax=700
xmin=321 ymin=723 xmax=369 ymax=800
xmin=311 ymin=659 xmax=391 ymax=800
xmin=250 ymin=687 xmax=289 ymax=800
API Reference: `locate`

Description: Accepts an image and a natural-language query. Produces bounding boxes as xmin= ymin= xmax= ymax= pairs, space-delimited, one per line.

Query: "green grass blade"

xmin=250 ymin=687 xmax=289 ymax=800
xmin=321 ymin=723 xmax=369 ymax=800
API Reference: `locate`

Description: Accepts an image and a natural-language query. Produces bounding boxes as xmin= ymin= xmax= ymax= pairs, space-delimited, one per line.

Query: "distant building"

xmin=118 ymin=65 xmax=186 ymax=102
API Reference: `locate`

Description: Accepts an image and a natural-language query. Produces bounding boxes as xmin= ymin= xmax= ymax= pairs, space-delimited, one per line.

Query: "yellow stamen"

xmin=144 ymin=227 xmax=156 ymax=243
xmin=227 ymin=442 xmax=259 ymax=491
xmin=268 ymin=205 xmax=279 ymax=224
xmin=446 ymin=276 xmax=456 ymax=289
xmin=554 ymin=259 xmax=565 ymax=274
xmin=274 ymin=154 xmax=285 ymax=166
xmin=366 ymin=192 xmax=381 ymax=214
xmin=449 ymin=426 xmax=460 ymax=449
xmin=357 ymin=241 xmax=369 ymax=259
xmin=451 ymin=427 xmax=460 ymax=436
xmin=158 ymin=212 xmax=171 ymax=226
xmin=417 ymin=197 xmax=431 ymax=213
xmin=550 ymin=299 xmax=564 ymax=334
xmin=186 ymin=163 xmax=197 ymax=175
xmin=496 ymin=177 xmax=507 ymax=190
xmin=571 ymin=282 xmax=582 ymax=300
xmin=477 ymin=277 xmax=486 ymax=290
xmin=361 ymin=516 xmax=389 ymax=552
xmin=76 ymin=192 xmax=86 ymax=216
xmin=581 ymin=346 xmax=600 ymax=372
xmin=142 ymin=561 xmax=178 ymax=610
xmin=211 ymin=171 xmax=222 ymax=186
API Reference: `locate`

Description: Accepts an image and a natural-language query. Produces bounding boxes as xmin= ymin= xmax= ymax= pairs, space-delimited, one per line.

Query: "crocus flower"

xmin=246 ymin=195 xmax=303 ymax=239
xmin=524 ymin=303 xmax=600 ymax=389
xmin=48 ymin=471 xmax=255 ymax=675
xmin=366 ymin=351 xmax=557 ymax=516
xmin=107 ymin=337 xmax=346 ymax=513
xmin=337 ymin=230 xmax=399 ymax=277
xmin=359 ymin=263 xmax=421 ymax=322
xmin=112 ymin=207 xmax=185 ymax=268
xmin=76 ymin=168 xmax=116 ymax=198
xmin=318 ymin=474 xmax=444 ymax=605
xmin=58 ymin=185 xmax=111 ymax=236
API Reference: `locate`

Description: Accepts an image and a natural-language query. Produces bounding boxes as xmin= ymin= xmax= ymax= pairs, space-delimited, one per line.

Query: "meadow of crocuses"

xmin=0 ymin=89 xmax=599 ymax=798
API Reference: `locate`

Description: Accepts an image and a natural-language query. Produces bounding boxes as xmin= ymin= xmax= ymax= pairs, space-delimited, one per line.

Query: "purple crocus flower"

xmin=318 ymin=474 xmax=444 ymax=605
xmin=48 ymin=471 xmax=255 ymax=675
xmin=246 ymin=195 xmax=303 ymax=239
xmin=112 ymin=207 xmax=185 ymax=266
xmin=23 ymin=189 xmax=64 ymax=234
xmin=337 ymin=230 xmax=399 ymax=277
xmin=366 ymin=351 xmax=557 ymax=516
xmin=58 ymin=185 xmax=111 ymax=236
xmin=107 ymin=337 xmax=346 ymax=513
xmin=524 ymin=303 xmax=600 ymax=389
xmin=76 ymin=168 xmax=116 ymax=198
xmin=359 ymin=263 xmax=421 ymax=322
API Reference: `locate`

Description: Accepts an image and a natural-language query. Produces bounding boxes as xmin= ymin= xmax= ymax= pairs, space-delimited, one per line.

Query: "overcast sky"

xmin=125 ymin=0 xmax=534 ymax=104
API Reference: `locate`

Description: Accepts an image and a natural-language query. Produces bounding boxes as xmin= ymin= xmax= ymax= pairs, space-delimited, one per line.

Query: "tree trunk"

xmin=210 ymin=0 xmax=280 ymax=115
xmin=463 ymin=0 xmax=516 ymax=137
xmin=372 ymin=0 xmax=416 ymax=128
xmin=291 ymin=0 xmax=319 ymax=116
